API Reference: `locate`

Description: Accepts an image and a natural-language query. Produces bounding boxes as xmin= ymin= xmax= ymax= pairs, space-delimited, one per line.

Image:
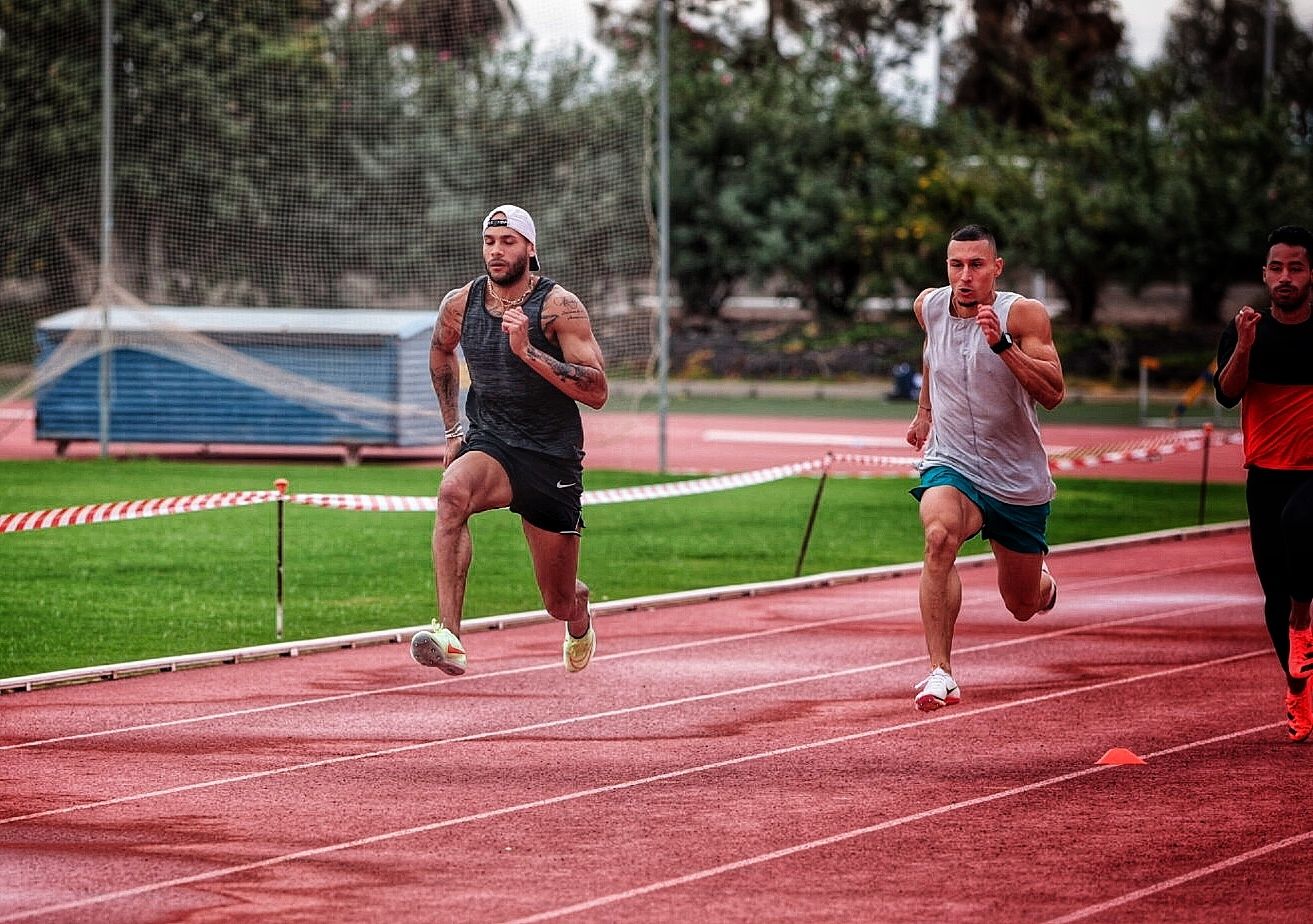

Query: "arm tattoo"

xmin=432 ymin=365 xmax=459 ymax=402
xmin=541 ymin=292 xmax=589 ymax=336
xmin=526 ymin=345 xmax=603 ymax=389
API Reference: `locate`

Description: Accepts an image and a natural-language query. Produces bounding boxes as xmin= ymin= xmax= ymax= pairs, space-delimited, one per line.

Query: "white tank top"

xmin=919 ymin=286 xmax=1055 ymax=505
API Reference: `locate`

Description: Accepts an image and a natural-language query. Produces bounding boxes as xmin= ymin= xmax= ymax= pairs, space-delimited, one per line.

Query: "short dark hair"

xmin=950 ymin=224 xmax=998 ymax=251
xmin=1267 ymin=225 xmax=1313 ymax=257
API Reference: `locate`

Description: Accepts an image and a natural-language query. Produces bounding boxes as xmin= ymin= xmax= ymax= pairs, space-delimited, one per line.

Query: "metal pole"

xmin=794 ymin=458 xmax=832 ymax=577
xmin=1138 ymin=359 xmax=1148 ymax=422
xmin=98 ymin=0 xmax=115 ymax=459
xmin=1197 ymin=423 xmax=1213 ymax=526
xmin=275 ymin=478 xmax=289 ymax=639
xmin=656 ymin=0 xmax=671 ymax=474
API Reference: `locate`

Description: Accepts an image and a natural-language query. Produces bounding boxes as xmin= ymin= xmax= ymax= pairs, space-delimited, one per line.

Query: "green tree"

xmin=658 ymin=27 xmax=941 ymax=317
xmin=1159 ymin=0 xmax=1313 ymax=114
xmin=374 ymin=0 xmax=520 ymax=63
xmin=1152 ymin=0 xmax=1313 ymax=322
xmin=1004 ymin=74 xmax=1165 ymax=326
xmin=0 ymin=0 xmax=103 ymax=315
xmin=949 ymin=0 xmax=1126 ymax=130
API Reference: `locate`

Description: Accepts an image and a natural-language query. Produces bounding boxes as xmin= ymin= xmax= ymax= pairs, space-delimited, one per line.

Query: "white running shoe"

xmin=410 ymin=622 xmax=467 ymax=675
xmin=563 ymin=619 xmax=596 ymax=673
xmin=913 ymin=667 xmax=961 ymax=712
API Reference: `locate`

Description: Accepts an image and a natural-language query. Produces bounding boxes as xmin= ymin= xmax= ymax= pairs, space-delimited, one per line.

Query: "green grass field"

xmin=0 ymin=458 xmax=1246 ymax=679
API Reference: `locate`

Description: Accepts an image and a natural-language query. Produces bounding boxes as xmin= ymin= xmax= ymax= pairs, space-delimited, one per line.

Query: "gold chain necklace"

xmin=487 ymin=275 xmax=536 ymax=312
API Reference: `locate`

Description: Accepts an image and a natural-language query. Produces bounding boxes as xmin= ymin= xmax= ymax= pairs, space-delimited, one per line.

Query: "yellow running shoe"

xmin=563 ymin=620 xmax=596 ymax=673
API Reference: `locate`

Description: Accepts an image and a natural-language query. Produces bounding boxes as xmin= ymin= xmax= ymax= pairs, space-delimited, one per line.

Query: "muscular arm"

xmin=429 ymin=286 xmax=468 ymax=440
xmin=507 ymin=286 xmax=609 ymax=409
xmin=1215 ymin=308 xmax=1259 ymax=407
xmin=990 ymin=298 xmax=1065 ymax=410
xmin=906 ymin=288 xmax=934 ymax=450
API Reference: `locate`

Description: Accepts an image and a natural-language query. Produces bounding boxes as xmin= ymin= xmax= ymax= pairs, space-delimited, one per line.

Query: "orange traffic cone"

xmin=1096 ymin=747 xmax=1146 ymax=766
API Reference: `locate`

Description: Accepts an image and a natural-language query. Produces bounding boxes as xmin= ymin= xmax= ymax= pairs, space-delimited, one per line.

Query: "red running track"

xmin=2 ymin=526 xmax=1299 ymax=923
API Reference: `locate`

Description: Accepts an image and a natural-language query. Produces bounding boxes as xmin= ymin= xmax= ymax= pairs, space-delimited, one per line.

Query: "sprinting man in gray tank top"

xmin=905 ymin=224 xmax=1066 ymax=713
xmin=411 ymin=204 xmax=608 ymax=677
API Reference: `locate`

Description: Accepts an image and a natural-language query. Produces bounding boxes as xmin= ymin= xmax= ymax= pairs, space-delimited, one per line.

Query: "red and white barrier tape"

xmin=582 ymin=458 xmax=828 ymax=505
xmin=0 ymin=490 xmax=279 ymax=534
xmin=1047 ymin=428 xmax=1242 ymax=471
xmin=291 ymin=494 xmax=435 ymax=513
xmin=0 ymin=429 xmax=1243 ymax=533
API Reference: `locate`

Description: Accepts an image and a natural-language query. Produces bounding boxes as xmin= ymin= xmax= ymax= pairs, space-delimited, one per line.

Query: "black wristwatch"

xmin=990 ymin=332 xmax=1014 ymax=354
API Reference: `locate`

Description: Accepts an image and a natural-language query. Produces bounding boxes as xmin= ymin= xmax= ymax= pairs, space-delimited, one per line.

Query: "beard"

xmin=486 ymin=254 xmax=530 ymax=287
xmin=1270 ymin=281 xmax=1311 ymax=314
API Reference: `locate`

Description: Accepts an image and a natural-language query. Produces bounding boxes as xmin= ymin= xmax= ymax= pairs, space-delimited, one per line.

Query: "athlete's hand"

xmin=501 ymin=306 xmax=530 ymax=357
xmin=442 ymin=434 xmax=463 ymax=468
xmin=1234 ymin=305 xmax=1260 ymax=352
xmin=906 ymin=412 xmax=931 ymax=451
xmin=975 ymin=303 xmax=1005 ymax=348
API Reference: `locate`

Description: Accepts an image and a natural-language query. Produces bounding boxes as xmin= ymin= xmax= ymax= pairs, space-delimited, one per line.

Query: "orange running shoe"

xmin=1285 ymin=686 xmax=1312 ymax=743
xmin=1289 ymin=627 xmax=1313 ymax=680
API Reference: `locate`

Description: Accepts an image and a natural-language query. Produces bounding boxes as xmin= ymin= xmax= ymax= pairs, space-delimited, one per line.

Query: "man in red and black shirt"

xmin=1215 ymin=224 xmax=1313 ymax=742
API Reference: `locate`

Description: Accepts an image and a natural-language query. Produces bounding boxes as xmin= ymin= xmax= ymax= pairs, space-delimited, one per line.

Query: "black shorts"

xmin=458 ymin=432 xmax=585 ymax=535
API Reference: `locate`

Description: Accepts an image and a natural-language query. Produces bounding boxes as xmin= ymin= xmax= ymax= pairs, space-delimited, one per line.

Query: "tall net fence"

xmin=0 ymin=3 xmax=657 ymax=450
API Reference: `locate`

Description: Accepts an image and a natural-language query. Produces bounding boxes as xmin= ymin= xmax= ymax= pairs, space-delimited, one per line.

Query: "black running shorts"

xmin=458 ymin=432 xmax=585 ymax=535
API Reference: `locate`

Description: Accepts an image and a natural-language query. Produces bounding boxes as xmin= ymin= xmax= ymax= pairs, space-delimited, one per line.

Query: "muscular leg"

xmin=1247 ymin=469 xmax=1307 ymax=693
xmin=991 ymin=542 xmax=1054 ymax=621
xmin=522 ymin=520 xmax=590 ymax=637
xmin=918 ymin=485 xmax=984 ymax=674
xmin=433 ymin=451 xmax=512 ymax=636
xmin=1280 ymin=477 xmax=1313 ymax=630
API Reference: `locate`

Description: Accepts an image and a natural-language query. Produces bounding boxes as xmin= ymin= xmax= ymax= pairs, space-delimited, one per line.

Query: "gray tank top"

xmin=461 ymin=276 xmax=585 ymax=462
xmin=919 ymin=286 xmax=1054 ymax=505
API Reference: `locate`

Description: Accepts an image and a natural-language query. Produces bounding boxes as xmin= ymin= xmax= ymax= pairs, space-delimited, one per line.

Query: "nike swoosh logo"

xmin=556 ymin=481 xmax=577 ymax=489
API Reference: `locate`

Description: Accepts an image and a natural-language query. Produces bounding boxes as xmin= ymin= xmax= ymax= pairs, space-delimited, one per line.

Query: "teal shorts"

xmin=910 ymin=465 xmax=1050 ymax=554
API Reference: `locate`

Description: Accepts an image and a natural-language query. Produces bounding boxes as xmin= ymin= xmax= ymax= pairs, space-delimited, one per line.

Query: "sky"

xmin=518 ymin=0 xmax=1313 ymax=67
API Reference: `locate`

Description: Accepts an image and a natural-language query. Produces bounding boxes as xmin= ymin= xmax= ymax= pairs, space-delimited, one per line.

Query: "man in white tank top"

xmin=904 ymin=225 xmax=1066 ymax=712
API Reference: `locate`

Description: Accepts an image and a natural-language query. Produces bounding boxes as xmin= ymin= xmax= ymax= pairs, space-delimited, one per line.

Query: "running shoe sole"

xmin=914 ymin=688 xmax=961 ymax=712
xmin=411 ymin=629 xmax=467 ymax=675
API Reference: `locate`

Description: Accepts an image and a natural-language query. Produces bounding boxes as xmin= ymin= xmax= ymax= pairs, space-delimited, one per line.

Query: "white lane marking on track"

xmin=0 ymin=649 xmax=1270 ymax=924
xmin=0 ymin=598 xmax=1244 ymax=826
xmin=502 ymin=719 xmax=1281 ymax=924
xmin=2 ymin=558 xmax=1250 ymax=752
xmin=1039 ymin=830 xmax=1313 ymax=923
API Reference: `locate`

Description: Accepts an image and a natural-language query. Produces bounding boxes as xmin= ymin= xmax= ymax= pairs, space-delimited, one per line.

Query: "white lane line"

xmin=0 ymin=599 xmax=1239 ymax=826
xmin=502 ymin=721 xmax=1279 ymax=924
xmin=0 ymin=649 xmax=1269 ymax=924
xmin=0 ymin=603 xmax=920 ymax=753
xmin=1040 ymin=829 xmax=1313 ymax=923
xmin=3 ymin=557 xmax=1247 ymax=752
